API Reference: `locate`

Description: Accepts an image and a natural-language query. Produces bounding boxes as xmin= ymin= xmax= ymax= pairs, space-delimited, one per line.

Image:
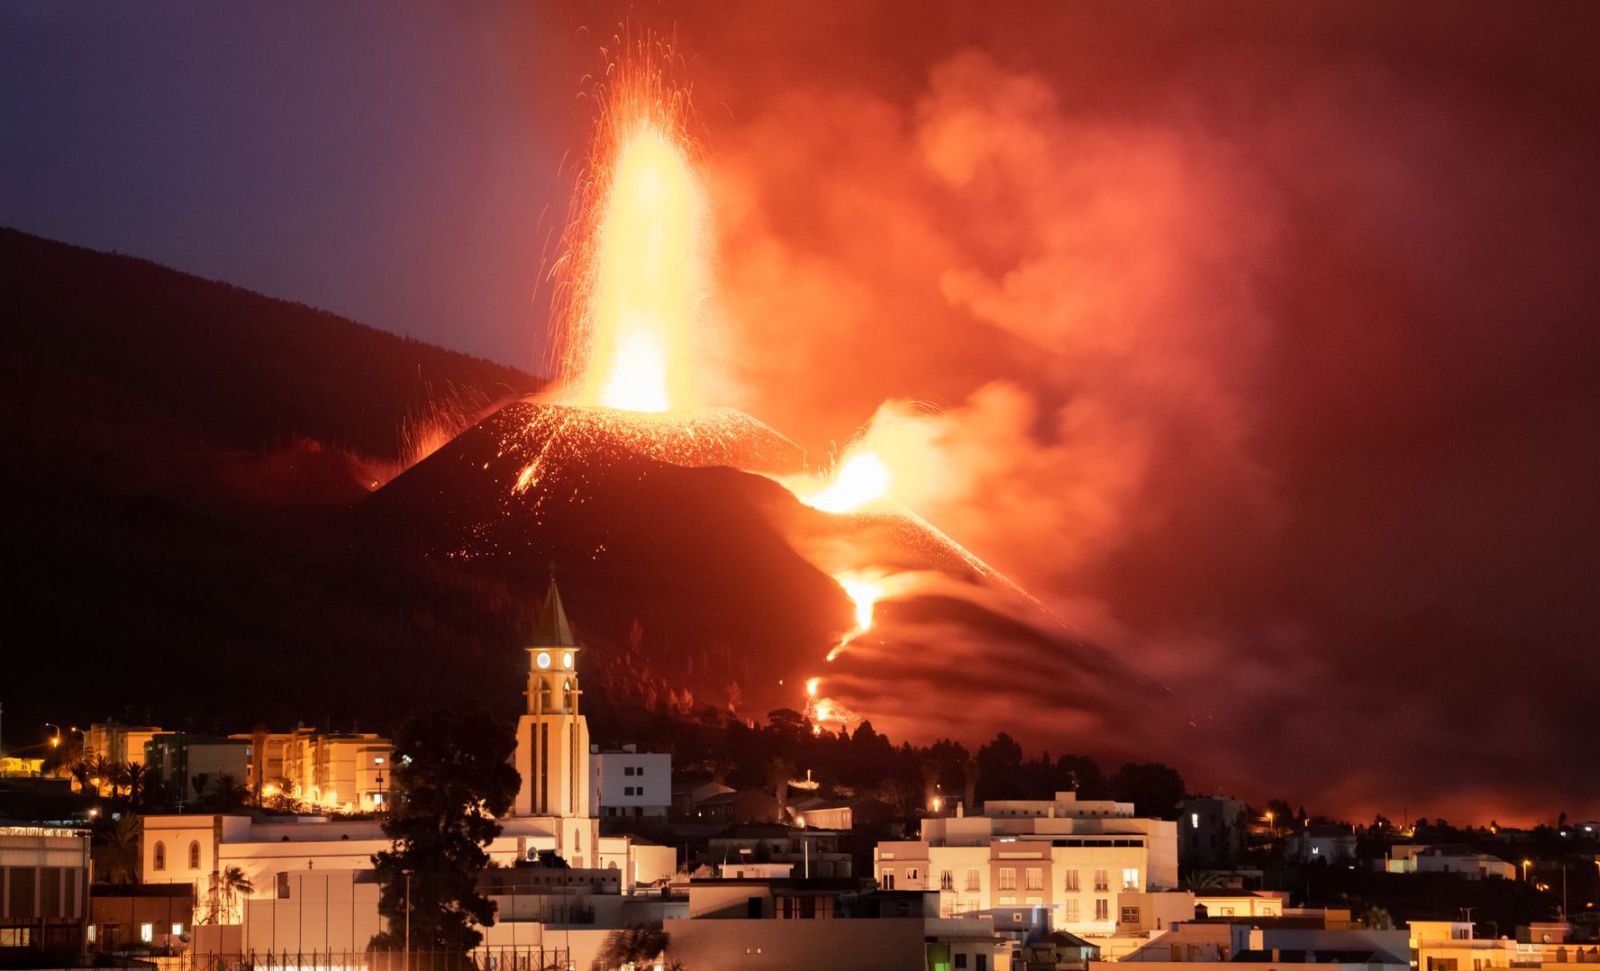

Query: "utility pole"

xmin=404 ymin=871 xmax=411 ymax=971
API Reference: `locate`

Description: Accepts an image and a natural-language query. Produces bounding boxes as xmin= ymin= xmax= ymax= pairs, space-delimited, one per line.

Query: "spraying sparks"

xmin=554 ymin=36 xmax=713 ymax=415
xmin=799 ymin=452 xmax=892 ymax=513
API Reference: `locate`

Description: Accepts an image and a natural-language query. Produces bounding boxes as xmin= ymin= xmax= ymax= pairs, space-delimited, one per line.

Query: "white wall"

xmin=590 ymin=750 xmax=670 ymax=817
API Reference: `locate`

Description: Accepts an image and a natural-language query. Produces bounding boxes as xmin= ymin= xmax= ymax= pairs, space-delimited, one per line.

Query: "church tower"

xmin=512 ymin=577 xmax=592 ymax=826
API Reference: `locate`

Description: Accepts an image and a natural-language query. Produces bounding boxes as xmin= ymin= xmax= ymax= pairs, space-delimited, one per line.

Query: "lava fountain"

xmin=553 ymin=38 xmax=714 ymax=414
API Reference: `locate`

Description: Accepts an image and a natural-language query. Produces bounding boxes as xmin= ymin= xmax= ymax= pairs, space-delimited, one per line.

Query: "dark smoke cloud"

xmin=549 ymin=1 xmax=1600 ymax=821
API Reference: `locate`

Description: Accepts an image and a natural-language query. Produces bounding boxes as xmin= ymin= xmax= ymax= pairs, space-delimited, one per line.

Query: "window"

xmin=1094 ymin=868 xmax=1109 ymax=892
xmin=940 ymin=869 xmax=954 ymax=890
xmin=907 ymin=867 xmax=920 ymax=881
xmin=140 ymin=924 xmax=154 ymax=943
xmin=1121 ymin=906 xmax=1141 ymax=924
xmin=999 ymin=867 xmax=1017 ymax=891
xmin=1192 ymin=812 xmax=1200 ymax=829
xmin=153 ymin=841 xmax=166 ymax=871
xmin=188 ymin=841 xmax=201 ymax=870
xmin=172 ymin=923 xmax=185 ymax=937
xmin=1095 ymin=898 xmax=1109 ymax=921
xmin=999 ymin=896 xmax=1016 ymax=906
xmin=1064 ymin=868 xmax=1080 ymax=891
xmin=1064 ymin=899 xmax=1081 ymax=922
xmin=1122 ymin=867 xmax=1140 ymax=890
xmin=1026 ymin=896 xmax=1043 ymax=907
xmin=955 ymin=955 xmax=968 ymax=969
xmin=1025 ymin=867 xmax=1043 ymax=891
xmin=965 ymin=868 xmax=982 ymax=892
xmin=882 ymin=871 xmax=895 ymax=890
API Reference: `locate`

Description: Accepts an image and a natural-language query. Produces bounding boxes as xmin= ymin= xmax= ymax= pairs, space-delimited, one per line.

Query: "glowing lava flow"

xmin=800 ymin=452 xmax=891 ymax=513
xmin=554 ymin=39 xmax=711 ymax=415
xmin=804 ymin=572 xmax=883 ymax=735
xmin=829 ymin=574 xmax=882 ymax=661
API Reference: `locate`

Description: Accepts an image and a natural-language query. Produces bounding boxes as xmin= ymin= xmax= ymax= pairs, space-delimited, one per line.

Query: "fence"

xmin=74 ymin=949 xmax=575 ymax=971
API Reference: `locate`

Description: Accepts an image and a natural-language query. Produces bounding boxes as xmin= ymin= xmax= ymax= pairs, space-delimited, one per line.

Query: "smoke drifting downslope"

xmin=533 ymin=2 xmax=1600 ymax=821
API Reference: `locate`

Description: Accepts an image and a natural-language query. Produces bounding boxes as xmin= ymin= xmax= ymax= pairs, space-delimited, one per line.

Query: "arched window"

xmin=188 ymin=841 xmax=201 ymax=870
xmin=153 ymin=841 xmax=166 ymax=871
xmin=562 ymin=679 xmax=574 ymax=709
xmin=536 ymin=679 xmax=552 ymax=710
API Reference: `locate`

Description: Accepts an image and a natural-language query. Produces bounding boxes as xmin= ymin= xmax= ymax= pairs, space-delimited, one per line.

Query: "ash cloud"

xmin=559 ymin=2 xmax=1600 ymax=821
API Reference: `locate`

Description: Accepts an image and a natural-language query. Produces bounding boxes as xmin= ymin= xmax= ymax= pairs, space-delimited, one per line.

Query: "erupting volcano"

xmin=364 ymin=38 xmax=1145 ymax=742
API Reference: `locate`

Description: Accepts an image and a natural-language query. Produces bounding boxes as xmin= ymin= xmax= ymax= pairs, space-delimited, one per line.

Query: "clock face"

xmin=536 ymin=651 xmax=551 ymax=669
xmin=562 ymin=652 xmax=574 ymax=669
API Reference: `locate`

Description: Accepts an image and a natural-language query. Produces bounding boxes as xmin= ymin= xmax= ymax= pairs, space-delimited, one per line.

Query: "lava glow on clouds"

xmin=542 ymin=36 xmax=1035 ymax=743
xmin=532 ymin=5 xmax=1600 ymax=823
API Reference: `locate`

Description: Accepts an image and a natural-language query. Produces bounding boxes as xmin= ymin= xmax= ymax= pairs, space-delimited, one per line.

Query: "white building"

xmin=140 ymin=580 xmax=673 ymax=942
xmin=1386 ymin=844 xmax=1515 ymax=879
xmin=873 ymin=791 xmax=1178 ymax=937
xmin=0 ymin=826 xmax=90 ymax=960
xmin=1178 ymin=796 xmax=1247 ymax=867
xmin=86 ymin=722 xmax=164 ymax=767
xmin=1100 ymin=921 xmax=1410 ymax=971
xmin=142 ymin=734 xmax=252 ymax=804
xmin=234 ymin=728 xmax=392 ymax=814
xmin=1286 ymin=825 xmax=1357 ymax=863
xmin=590 ymin=745 xmax=670 ymax=819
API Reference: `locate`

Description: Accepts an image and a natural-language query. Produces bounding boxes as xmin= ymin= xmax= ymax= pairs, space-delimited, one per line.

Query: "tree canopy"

xmin=371 ymin=707 xmax=520 ymax=954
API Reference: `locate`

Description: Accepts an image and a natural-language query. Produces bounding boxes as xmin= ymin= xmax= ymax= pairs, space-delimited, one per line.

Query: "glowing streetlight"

xmin=1522 ymin=859 xmax=1533 ymax=881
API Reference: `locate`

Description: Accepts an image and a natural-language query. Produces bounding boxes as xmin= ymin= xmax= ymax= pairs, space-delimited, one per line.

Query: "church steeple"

xmin=526 ymin=577 xmax=581 ymax=713
xmin=516 ymin=574 xmax=590 ymax=822
xmin=531 ymin=576 xmax=576 ymax=648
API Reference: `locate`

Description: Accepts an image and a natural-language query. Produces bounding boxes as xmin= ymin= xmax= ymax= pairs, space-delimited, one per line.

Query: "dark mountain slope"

xmin=0 ymin=229 xmax=543 ymax=739
xmin=0 ymin=227 xmax=540 ymax=498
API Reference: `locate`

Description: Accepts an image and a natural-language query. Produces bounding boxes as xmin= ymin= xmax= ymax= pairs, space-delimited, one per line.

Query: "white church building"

xmin=140 ymin=578 xmax=674 ymax=951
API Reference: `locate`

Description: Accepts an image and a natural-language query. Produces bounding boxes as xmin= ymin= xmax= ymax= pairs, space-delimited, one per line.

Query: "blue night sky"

xmin=1 ymin=3 xmax=585 ymax=371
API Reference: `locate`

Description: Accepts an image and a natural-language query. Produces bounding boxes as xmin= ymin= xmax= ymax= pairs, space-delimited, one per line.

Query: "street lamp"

xmin=1523 ymin=859 xmax=1533 ymax=881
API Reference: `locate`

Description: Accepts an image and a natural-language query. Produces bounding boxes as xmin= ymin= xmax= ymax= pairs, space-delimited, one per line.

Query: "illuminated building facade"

xmin=873 ymin=792 xmax=1178 ymax=935
xmin=86 ymin=722 xmax=165 ymax=768
xmin=510 ymin=578 xmax=599 ymax=867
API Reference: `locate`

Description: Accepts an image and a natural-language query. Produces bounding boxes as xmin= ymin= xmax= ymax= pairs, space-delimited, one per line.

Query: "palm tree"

xmin=108 ymin=761 xmax=132 ymax=800
xmin=205 ymin=866 xmax=255 ymax=925
xmin=1181 ymin=870 xmax=1223 ymax=891
xmin=90 ymin=755 xmax=118 ymax=798
xmin=125 ymin=762 xmax=147 ymax=807
xmin=68 ymin=760 xmax=94 ymax=795
xmin=97 ymin=814 xmax=143 ymax=885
